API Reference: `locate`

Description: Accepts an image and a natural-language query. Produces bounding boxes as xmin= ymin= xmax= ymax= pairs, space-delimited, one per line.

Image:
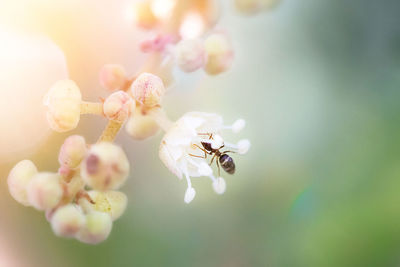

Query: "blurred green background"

xmin=1 ymin=0 xmax=400 ymax=266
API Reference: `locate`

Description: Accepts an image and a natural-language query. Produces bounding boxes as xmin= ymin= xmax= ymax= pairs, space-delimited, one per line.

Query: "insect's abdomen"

xmin=219 ymin=154 xmax=235 ymax=174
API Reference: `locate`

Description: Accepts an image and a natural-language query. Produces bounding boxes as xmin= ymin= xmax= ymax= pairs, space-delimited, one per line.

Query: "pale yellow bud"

xmin=58 ymin=135 xmax=87 ymax=169
xmin=27 ymin=172 xmax=63 ymax=211
xmin=103 ymin=91 xmax=133 ymax=122
xmin=77 ymin=211 xmax=112 ymax=244
xmin=78 ymin=190 xmax=127 ymax=221
xmin=125 ymin=108 xmax=159 ymax=140
xmin=44 ymin=79 xmax=82 ymax=132
xmin=51 ymin=204 xmax=85 ymax=238
xmin=204 ymin=33 xmax=234 ymax=75
xmin=7 ymin=160 xmax=38 ymax=206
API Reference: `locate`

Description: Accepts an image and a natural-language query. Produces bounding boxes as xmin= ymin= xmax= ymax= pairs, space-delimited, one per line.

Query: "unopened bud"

xmin=51 ymin=204 xmax=85 ymax=238
xmin=77 ymin=211 xmax=112 ymax=244
xmin=125 ymin=108 xmax=159 ymax=140
xmin=44 ymin=79 xmax=82 ymax=132
xmin=204 ymin=33 xmax=234 ymax=75
xmin=58 ymin=135 xmax=87 ymax=169
xmin=27 ymin=172 xmax=63 ymax=211
xmin=79 ymin=190 xmax=127 ymax=221
xmin=103 ymin=91 xmax=133 ymax=122
xmin=99 ymin=64 xmax=127 ymax=91
xmin=81 ymin=143 xmax=130 ymax=191
xmin=131 ymin=73 xmax=165 ymax=108
xmin=8 ymin=160 xmax=38 ymax=206
xmin=175 ymin=39 xmax=207 ymax=72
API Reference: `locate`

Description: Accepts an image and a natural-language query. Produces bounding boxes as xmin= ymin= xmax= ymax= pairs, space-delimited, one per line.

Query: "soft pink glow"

xmin=0 ymin=26 xmax=68 ymax=162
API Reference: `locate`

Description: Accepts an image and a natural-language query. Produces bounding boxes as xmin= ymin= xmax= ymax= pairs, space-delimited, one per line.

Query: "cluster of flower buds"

xmin=8 ymin=68 xmax=249 ymax=243
xmin=8 ymin=136 xmax=128 ymax=244
xmin=6 ymin=0 xmax=264 ymax=244
xmin=139 ymin=31 xmax=234 ymax=75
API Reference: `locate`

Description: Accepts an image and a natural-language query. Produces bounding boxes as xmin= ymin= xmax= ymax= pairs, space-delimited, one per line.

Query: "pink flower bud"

xmin=203 ymin=33 xmax=234 ymax=75
xmin=131 ymin=72 xmax=165 ymax=108
xmin=131 ymin=73 xmax=166 ymax=108
xmin=58 ymin=135 xmax=87 ymax=169
xmin=8 ymin=160 xmax=38 ymax=206
xmin=175 ymin=39 xmax=207 ymax=72
xmin=81 ymin=143 xmax=130 ymax=191
xmin=99 ymin=64 xmax=127 ymax=91
xmin=51 ymin=204 xmax=85 ymax=238
xmin=103 ymin=91 xmax=133 ymax=122
xmin=43 ymin=79 xmax=82 ymax=132
xmin=77 ymin=211 xmax=112 ymax=244
xmin=125 ymin=107 xmax=159 ymax=140
xmin=27 ymin=172 xmax=63 ymax=211
xmin=140 ymin=34 xmax=175 ymax=53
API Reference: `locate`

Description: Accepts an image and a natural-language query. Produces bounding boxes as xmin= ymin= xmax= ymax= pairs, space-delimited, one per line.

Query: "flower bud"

xmin=44 ymin=79 xmax=82 ymax=132
xmin=77 ymin=211 xmax=112 ymax=244
xmin=140 ymin=35 xmax=175 ymax=53
xmin=51 ymin=204 xmax=85 ymax=238
xmin=58 ymin=135 xmax=87 ymax=169
xmin=78 ymin=190 xmax=127 ymax=221
xmin=175 ymin=39 xmax=207 ymax=72
xmin=8 ymin=160 xmax=38 ymax=206
xmin=125 ymin=108 xmax=159 ymax=140
xmin=212 ymin=177 xmax=226 ymax=194
xmin=99 ymin=64 xmax=127 ymax=91
xmin=103 ymin=91 xmax=133 ymax=122
xmin=81 ymin=143 xmax=130 ymax=191
xmin=204 ymin=33 xmax=234 ymax=75
xmin=131 ymin=73 xmax=165 ymax=108
xmin=27 ymin=172 xmax=63 ymax=211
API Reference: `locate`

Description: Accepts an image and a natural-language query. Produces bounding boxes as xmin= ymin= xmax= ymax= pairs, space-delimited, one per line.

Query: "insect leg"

xmin=221 ymin=150 xmax=236 ymax=154
xmin=216 ymin=158 xmax=221 ymax=177
xmin=189 ymin=154 xmax=206 ymax=158
xmin=210 ymin=154 xmax=217 ymax=165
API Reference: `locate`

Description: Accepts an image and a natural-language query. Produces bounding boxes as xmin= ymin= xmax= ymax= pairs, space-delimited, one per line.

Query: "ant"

xmin=190 ymin=133 xmax=235 ymax=176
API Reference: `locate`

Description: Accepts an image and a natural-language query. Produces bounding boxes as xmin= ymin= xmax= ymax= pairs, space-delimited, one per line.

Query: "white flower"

xmin=159 ymin=112 xmax=250 ymax=203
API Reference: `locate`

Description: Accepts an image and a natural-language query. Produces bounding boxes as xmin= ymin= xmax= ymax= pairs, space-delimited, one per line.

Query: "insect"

xmin=190 ymin=133 xmax=235 ymax=176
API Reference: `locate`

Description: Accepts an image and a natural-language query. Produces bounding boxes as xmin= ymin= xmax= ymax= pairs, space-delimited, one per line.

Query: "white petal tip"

xmin=212 ymin=177 xmax=226 ymax=194
xmin=237 ymin=139 xmax=251 ymax=155
xmin=184 ymin=187 xmax=196 ymax=203
xmin=232 ymin=119 xmax=246 ymax=133
xmin=199 ymin=162 xmax=213 ymax=176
